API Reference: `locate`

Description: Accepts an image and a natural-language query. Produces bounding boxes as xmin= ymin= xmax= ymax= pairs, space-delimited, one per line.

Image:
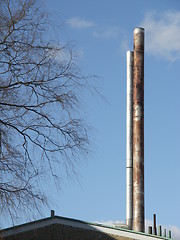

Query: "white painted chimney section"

xmin=126 ymin=51 xmax=134 ymax=230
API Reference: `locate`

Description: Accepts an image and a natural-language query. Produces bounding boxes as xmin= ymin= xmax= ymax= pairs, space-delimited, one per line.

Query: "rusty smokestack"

xmin=126 ymin=51 xmax=134 ymax=230
xmin=133 ymin=27 xmax=145 ymax=232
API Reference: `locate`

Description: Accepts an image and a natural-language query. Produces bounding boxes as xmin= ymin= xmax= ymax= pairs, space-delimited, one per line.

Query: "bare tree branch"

xmin=0 ymin=0 xmax=94 ymax=224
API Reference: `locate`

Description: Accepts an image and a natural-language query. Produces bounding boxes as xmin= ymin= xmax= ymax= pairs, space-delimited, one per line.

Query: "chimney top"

xmin=134 ymin=27 xmax=144 ymax=34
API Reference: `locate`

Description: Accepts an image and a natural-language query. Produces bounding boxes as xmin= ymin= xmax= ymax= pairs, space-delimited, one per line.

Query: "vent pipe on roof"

xmin=126 ymin=51 xmax=134 ymax=230
xmin=133 ymin=27 xmax=145 ymax=232
xmin=153 ymin=214 xmax=157 ymax=235
xmin=158 ymin=225 xmax=162 ymax=236
xmin=51 ymin=210 xmax=55 ymax=217
xmin=168 ymin=230 xmax=172 ymax=239
xmin=164 ymin=229 xmax=167 ymax=237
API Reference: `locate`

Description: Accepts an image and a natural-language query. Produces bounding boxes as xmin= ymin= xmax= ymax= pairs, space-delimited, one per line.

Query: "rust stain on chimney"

xmin=133 ymin=27 xmax=145 ymax=233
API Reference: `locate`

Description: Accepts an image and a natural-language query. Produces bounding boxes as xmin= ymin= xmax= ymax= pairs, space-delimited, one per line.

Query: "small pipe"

xmin=158 ymin=225 xmax=162 ymax=236
xmin=153 ymin=214 xmax=157 ymax=235
xmin=168 ymin=230 xmax=172 ymax=239
xmin=164 ymin=229 xmax=167 ymax=237
xmin=148 ymin=226 xmax=152 ymax=234
xmin=51 ymin=210 xmax=55 ymax=217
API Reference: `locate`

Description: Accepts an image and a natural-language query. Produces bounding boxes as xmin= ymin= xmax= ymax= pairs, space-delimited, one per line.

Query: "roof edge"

xmin=0 ymin=215 xmax=170 ymax=240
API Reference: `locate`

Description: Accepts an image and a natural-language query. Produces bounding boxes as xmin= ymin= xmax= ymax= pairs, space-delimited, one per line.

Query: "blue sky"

xmin=42 ymin=0 xmax=180 ymax=238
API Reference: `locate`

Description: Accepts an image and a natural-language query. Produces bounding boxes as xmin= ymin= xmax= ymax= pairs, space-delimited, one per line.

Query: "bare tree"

xmin=0 ymin=0 xmax=93 ymax=223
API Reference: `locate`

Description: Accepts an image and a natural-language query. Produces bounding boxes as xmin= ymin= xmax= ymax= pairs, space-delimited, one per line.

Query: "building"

xmin=0 ymin=214 xmax=171 ymax=240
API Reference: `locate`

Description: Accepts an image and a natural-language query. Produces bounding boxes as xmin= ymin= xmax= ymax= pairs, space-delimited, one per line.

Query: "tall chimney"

xmin=133 ymin=27 xmax=145 ymax=232
xmin=126 ymin=51 xmax=134 ymax=230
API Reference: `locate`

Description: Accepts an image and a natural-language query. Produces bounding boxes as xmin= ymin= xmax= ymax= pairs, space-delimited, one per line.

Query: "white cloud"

xmin=119 ymin=36 xmax=131 ymax=55
xmin=95 ymin=220 xmax=124 ymax=226
xmin=48 ymin=45 xmax=84 ymax=63
xmin=120 ymin=39 xmax=129 ymax=52
xmin=67 ymin=18 xmax=121 ymax=39
xmin=67 ymin=17 xmax=94 ymax=29
xmin=145 ymin=219 xmax=153 ymax=233
xmin=93 ymin=26 xmax=121 ymax=39
xmin=169 ymin=225 xmax=180 ymax=240
xmin=141 ymin=10 xmax=180 ymax=61
xmin=168 ymin=225 xmax=180 ymax=240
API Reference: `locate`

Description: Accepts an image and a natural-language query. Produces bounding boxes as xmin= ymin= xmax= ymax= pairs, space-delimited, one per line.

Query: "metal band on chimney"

xmin=133 ymin=27 xmax=145 ymax=232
